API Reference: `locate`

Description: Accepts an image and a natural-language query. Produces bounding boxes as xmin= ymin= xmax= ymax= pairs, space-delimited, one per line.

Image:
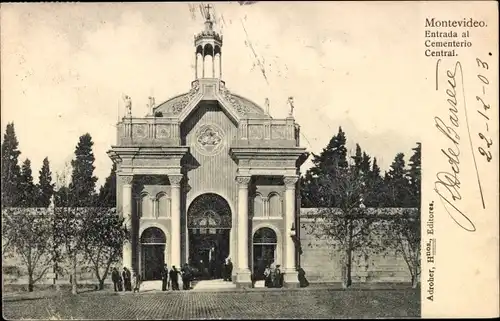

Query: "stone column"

xmin=212 ymin=55 xmax=215 ymax=78
xmin=169 ymin=174 xmax=182 ymax=269
xmin=195 ymin=53 xmax=198 ymax=79
xmin=121 ymin=175 xmax=134 ymax=272
xmin=202 ymin=55 xmax=205 ymax=78
xmin=219 ymin=53 xmax=222 ymax=78
xmin=283 ymin=176 xmax=299 ymax=287
xmin=235 ymin=176 xmax=252 ymax=287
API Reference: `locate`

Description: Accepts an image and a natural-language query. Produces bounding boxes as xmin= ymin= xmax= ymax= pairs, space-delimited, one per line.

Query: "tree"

xmin=383 ymin=153 xmax=411 ymax=207
xmin=383 ymin=209 xmax=421 ymax=288
xmin=1 ymin=123 xmax=22 ymax=207
xmin=98 ymin=163 xmax=117 ymax=207
xmin=362 ymin=157 xmax=384 ymax=207
xmin=407 ymin=143 xmax=421 ymax=208
xmin=82 ymin=207 xmax=128 ymax=290
xmin=18 ymin=159 xmax=37 ymax=207
xmin=53 ymin=205 xmax=86 ymax=295
xmin=351 ymin=144 xmax=363 ymax=176
xmin=360 ymin=152 xmax=371 ymax=177
xmin=69 ymin=133 xmax=98 ymax=207
xmin=2 ymin=208 xmax=56 ymax=292
xmin=52 ymin=164 xmax=87 ymax=295
xmin=37 ymin=157 xmax=55 ymax=207
xmin=301 ymin=127 xmax=349 ymax=207
xmin=307 ymin=162 xmax=380 ymax=288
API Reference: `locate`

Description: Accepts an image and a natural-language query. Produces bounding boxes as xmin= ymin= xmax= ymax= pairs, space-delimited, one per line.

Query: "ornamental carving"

xmin=284 ymin=176 xmax=298 ymax=188
xmin=156 ymin=125 xmax=171 ymax=138
xmin=236 ymin=176 xmax=251 ymax=186
xmin=248 ymin=125 xmax=264 ymax=139
xmin=133 ymin=124 xmax=147 ymax=139
xmin=271 ymin=125 xmax=286 ymax=139
xmin=169 ymin=175 xmax=183 ymax=186
xmin=119 ymin=175 xmax=134 ymax=185
xmin=219 ymin=82 xmax=250 ymax=115
xmin=187 ymin=193 xmax=232 ymax=229
xmin=170 ymin=80 xmax=200 ymax=114
xmin=253 ymin=227 xmax=278 ymax=244
xmin=195 ymin=124 xmax=225 ymax=156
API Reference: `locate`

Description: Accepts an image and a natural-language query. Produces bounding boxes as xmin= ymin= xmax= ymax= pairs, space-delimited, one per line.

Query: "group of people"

xmin=263 ymin=264 xmax=284 ymax=288
xmin=111 ymin=259 xmax=305 ymax=292
xmin=161 ymin=263 xmax=194 ymax=291
xmin=111 ymin=267 xmax=141 ymax=293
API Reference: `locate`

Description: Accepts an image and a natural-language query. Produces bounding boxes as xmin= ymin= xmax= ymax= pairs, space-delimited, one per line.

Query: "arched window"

xmin=268 ymin=193 xmax=281 ymax=217
xmin=140 ymin=194 xmax=151 ymax=218
xmin=253 ymin=227 xmax=278 ymax=244
xmin=140 ymin=227 xmax=166 ymax=244
xmin=157 ymin=193 xmax=170 ymax=218
xmin=253 ymin=194 xmax=264 ymax=218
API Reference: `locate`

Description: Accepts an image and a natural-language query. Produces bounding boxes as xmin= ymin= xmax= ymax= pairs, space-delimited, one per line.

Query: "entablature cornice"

xmin=108 ymin=146 xmax=189 ymax=158
xmin=229 ymin=147 xmax=307 ymax=161
xmin=108 ymin=146 xmax=189 ymax=170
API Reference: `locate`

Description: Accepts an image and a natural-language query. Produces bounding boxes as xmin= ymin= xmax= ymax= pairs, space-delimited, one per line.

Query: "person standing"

xmin=275 ymin=265 xmax=283 ymax=288
xmin=226 ymin=258 xmax=233 ymax=282
xmin=122 ymin=267 xmax=132 ymax=291
xmin=132 ymin=272 xmax=141 ymax=293
xmin=222 ymin=258 xmax=228 ymax=281
xmin=161 ymin=264 xmax=169 ymax=291
xmin=264 ymin=265 xmax=272 ymax=288
xmin=117 ymin=273 xmax=124 ymax=291
xmin=169 ymin=265 xmax=180 ymax=291
xmin=111 ymin=267 xmax=120 ymax=292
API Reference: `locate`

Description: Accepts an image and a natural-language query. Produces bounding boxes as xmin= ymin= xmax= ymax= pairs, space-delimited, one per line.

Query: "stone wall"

xmin=2 ymin=207 xmax=419 ymax=286
xmin=298 ymin=208 xmax=417 ymax=284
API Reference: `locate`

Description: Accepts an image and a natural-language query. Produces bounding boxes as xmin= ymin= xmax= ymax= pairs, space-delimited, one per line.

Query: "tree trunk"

xmin=28 ymin=274 xmax=34 ymax=292
xmin=346 ymin=220 xmax=353 ymax=288
xmin=71 ymin=255 xmax=78 ymax=295
xmin=346 ymin=248 xmax=352 ymax=287
xmin=98 ymin=279 xmax=105 ymax=290
xmin=341 ymin=263 xmax=348 ymax=290
xmin=411 ymin=265 xmax=419 ymax=288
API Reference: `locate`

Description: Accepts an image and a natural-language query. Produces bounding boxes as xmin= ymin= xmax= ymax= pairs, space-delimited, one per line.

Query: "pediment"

xmin=153 ymin=79 xmax=271 ymax=125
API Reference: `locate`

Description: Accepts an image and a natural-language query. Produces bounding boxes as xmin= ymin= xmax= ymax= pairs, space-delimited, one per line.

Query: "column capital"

xmin=236 ymin=176 xmax=251 ymax=186
xmin=284 ymin=176 xmax=298 ymax=189
xmin=169 ymin=174 xmax=183 ymax=186
xmin=119 ymin=175 xmax=134 ymax=185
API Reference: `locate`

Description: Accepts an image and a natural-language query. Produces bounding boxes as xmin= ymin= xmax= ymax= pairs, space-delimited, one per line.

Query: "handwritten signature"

xmin=434 ymin=60 xmax=478 ymax=232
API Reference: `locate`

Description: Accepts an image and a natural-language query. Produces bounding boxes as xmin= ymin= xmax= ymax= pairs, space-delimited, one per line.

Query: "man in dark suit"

xmin=122 ymin=267 xmax=132 ymax=291
xmin=169 ymin=266 xmax=180 ymax=291
xmin=161 ymin=264 xmax=169 ymax=291
xmin=226 ymin=258 xmax=233 ymax=281
xmin=111 ymin=267 xmax=120 ymax=292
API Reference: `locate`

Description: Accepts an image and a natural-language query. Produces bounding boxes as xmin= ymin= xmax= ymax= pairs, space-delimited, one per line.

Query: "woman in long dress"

xmin=264 ymin=265 xmax=272 ymax=288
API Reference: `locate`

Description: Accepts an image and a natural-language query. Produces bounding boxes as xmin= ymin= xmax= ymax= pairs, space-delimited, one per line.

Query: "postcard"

xmin=1 ymin=1 xmax=498 ymax=319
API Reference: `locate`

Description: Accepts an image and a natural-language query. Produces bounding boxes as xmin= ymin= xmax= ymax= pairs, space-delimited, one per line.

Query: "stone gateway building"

xmin=108 ymin=13 xmax=308 ymax=288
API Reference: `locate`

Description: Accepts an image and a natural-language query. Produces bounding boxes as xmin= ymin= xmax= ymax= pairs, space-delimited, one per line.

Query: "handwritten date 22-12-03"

xmin=475 ymin=58 xmax=493 ymax=163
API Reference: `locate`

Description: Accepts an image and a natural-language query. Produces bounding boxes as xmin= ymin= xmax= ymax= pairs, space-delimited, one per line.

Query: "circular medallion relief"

xmin=195 ymin=123 xmax=225 ymax=156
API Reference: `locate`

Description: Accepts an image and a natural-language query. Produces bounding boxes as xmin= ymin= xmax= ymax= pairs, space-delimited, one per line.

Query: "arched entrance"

xmin=188 ymin=193 xmax=231 ymax=280
xmin=140 ymin=227 xmax=166 ymax=281
xmin=252 ymin=227 xmax=278 ymax=281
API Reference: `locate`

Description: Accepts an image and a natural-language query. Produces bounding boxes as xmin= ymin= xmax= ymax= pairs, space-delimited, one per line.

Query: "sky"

xmin=1 ymin=2 xmax=423 ymax=188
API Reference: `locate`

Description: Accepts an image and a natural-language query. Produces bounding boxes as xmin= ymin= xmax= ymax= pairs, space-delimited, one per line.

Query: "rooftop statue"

xmin=123 ymin=94 xmax=132 ymax=117
xmin=288 ymin=96 xmax=294 ymax=116
xmin=148 ymin=96 xmax=156 ymax=115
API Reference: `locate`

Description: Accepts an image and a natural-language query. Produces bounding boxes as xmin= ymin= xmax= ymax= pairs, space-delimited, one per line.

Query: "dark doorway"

xmin=140 ymin=227 xmax=167 ymax=281
xmin=189 ymin=229 xmax=230 ymax=279
xmin=187 ymin=193 xmax=232 ymax=280
xmin=142 ymin=245 xmax=165 ymax=280
xmin=252 ymin=227 xmax=278 ymax=281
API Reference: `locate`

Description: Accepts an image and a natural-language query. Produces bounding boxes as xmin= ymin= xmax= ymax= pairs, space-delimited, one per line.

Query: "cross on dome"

xmin=204 ymin=3 xmax=213 ymax=21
